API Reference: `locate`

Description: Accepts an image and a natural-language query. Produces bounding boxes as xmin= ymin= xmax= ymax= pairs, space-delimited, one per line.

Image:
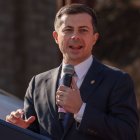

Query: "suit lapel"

xmin=45 ymin=67 xmax=60 ymax=115
xmin=44 ymin=66 xmax=64 ymax=135
xmin=80 ymin=58 xmax=104 ymax=102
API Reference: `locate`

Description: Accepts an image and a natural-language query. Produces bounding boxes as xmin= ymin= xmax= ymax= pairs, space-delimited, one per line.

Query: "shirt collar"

xmin=74 ymin=55 xmax=93 ymax=80
xmin=61 ymin=55 xmax=93 ymax=80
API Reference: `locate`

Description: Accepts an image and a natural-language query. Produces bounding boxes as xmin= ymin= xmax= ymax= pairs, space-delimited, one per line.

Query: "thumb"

xmin=25 ymin=116 xmax=36 ymax=125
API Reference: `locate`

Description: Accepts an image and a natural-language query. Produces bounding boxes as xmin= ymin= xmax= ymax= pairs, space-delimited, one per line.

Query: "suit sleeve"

xmin=24 ymin=76 xmax=40 ymax=133
xmin=78 ymin=73 xmax=139 ymax=140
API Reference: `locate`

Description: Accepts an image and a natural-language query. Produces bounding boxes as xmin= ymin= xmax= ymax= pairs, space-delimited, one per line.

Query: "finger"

xmin=25 ymin=116 xmax=36 ymax=125
xmin=56 ymin=90 xmax=64 ymax=97
xmin=13 ymin=109 xmax=24 ymax=118
xmin=56 ymin=93 xmax=64 ymax=104
xmin=16 ymin=109 xmax=24 ymax=118
xmin=10 ymin=112 xmax=21 ymax=119
xmin=58 ymin=85 xmax=68 ymax=91
xmin=10 ymin=111 xmax=20 ymax=119
xmin=17 ymin=109 xmax=24 ymax=115
xmin=6 ymin=115 xmax=13 ymax=122
xmin=56 ymin=95 xmax=63 ymax=102
xmin=56 ymin=99 xmax=63 ymax=107
xmin=6 ymin=115 xmax=18 ymax=124
xmin=57 ymin=85 xmax=64 ymax=90
xmin=56 ymin=95 xmax=60 ymax=100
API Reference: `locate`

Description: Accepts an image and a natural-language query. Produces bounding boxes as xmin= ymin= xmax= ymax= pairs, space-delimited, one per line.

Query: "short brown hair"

xmin=54 ymin=3 xmax=98 ymax=33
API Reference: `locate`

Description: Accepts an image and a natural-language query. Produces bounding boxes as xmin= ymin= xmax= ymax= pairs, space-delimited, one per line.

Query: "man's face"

xmin=53 ymin=13 xmax=99 ymax=65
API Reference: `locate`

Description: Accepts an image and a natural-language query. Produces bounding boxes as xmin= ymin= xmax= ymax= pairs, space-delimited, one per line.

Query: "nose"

xmin=71 ymin=32 xmax=80 ymax=40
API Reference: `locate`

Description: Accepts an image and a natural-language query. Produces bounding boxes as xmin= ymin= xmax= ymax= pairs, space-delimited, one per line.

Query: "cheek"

xmin=85 ymin=40 xmax=94 ymax=49
xmin=58 ymin=40 xmax=67 ymax=53
xmin=89 ymin=38 xmax=96 ymax=47
xmin=58 ymin=34 xmax=67 ymax=43
xmin=59 ymin=36 xmax=69 ymax=47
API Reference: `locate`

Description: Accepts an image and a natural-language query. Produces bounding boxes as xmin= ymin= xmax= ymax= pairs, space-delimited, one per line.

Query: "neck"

xmin=63 ymin=55 xmax=92 ymax=66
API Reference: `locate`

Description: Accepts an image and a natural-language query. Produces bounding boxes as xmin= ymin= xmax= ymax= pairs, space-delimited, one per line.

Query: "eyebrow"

xmin=65 ymin=26 xmax=89 ymax=29
xmin=79 ymin=26 xmax=89 ymax=29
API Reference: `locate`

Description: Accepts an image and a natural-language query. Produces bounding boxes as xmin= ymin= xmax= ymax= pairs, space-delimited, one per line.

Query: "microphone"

xmin=58 ymin=64 xmax=74 ymax=120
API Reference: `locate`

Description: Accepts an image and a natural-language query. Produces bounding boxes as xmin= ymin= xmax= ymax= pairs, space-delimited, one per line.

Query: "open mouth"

xmin=69 ymin=45 xmax=83 ymax=49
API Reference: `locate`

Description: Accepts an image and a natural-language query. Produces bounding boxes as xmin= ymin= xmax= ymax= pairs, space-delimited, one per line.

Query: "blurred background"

xmin=0 ymin=0 xmax=139 ymax=138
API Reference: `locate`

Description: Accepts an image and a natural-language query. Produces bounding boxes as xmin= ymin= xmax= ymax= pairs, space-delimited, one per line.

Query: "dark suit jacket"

xmin=24 ymin=58 xmax=139 ymax=140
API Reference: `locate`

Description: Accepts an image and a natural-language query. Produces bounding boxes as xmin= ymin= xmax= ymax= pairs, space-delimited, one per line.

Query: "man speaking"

xmin=6 ymin=4 xmax=139 ymax=140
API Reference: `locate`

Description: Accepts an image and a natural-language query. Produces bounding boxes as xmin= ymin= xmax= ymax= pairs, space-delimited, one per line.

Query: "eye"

xmin=63 ymin=28 xmax=73 ymax=32
xmin=66 ymin=29 xmax=72 ymax=31
xmin=78 ymin=28 xmax=89 ymax=33
xmin=80 ymin=29 xmax=88 ymax=32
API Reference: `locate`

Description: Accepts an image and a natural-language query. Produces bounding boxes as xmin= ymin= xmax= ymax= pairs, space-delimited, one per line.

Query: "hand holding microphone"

xmin=56 ymin=64 xmax=74 ymax=120
xmin=56 ymin=64 xmax=83 ymax=119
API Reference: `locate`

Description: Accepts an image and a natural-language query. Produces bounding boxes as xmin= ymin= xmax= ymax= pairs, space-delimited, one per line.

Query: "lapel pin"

xmin=91 ymin=80 xmax=95 ymax=84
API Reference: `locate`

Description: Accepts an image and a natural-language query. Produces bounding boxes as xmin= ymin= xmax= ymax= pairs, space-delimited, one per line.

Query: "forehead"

xmin=59 ymin=13 xmax=93 ymax=27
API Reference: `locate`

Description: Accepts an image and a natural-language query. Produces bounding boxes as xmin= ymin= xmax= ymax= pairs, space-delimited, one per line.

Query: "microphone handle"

xmin=58 ymin=73 xmax=73 ymax=120
xmin=62 ymin=74 xmax=73 ymax=87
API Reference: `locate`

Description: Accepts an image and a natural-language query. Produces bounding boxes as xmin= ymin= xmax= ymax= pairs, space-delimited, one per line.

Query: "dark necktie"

xmin=62 ymin=112 xmax=73 ymax=129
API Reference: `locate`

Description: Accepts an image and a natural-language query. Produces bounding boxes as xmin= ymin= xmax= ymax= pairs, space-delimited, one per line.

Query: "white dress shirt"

xmin=61 ymin=55 xmax=93 ymax=122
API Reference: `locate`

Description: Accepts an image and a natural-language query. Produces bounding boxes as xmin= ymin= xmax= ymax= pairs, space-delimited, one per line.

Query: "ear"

xmin=93 ymin=32 xmax=99 ymax=45
xmin=53 ymin=31 xmax=58 ymax=44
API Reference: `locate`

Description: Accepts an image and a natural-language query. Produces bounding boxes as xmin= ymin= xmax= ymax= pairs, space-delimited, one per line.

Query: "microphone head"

xmin=63 ymin=64 xmax=74 ymax=75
